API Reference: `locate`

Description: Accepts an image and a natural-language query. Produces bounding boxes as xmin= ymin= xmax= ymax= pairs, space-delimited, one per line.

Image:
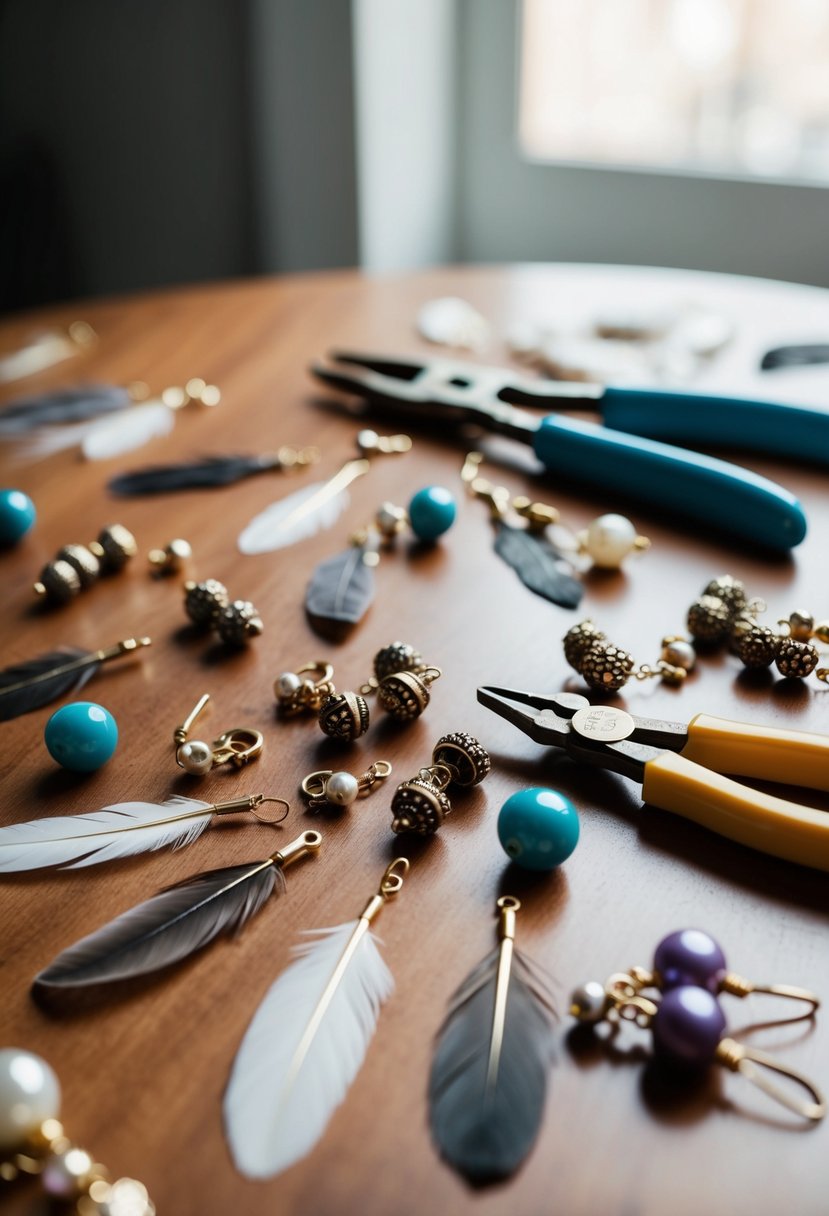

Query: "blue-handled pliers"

xmin=311 ymin=352 xmax=812 ymax=551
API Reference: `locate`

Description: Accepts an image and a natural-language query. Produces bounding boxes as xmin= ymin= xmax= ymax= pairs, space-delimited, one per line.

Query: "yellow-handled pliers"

xmin=477 ymin=687 xmax=829 ymax=871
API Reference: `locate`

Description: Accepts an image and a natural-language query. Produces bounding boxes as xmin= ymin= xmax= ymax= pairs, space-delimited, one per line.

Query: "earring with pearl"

xmin=174 ymin=693 xmax=263 ymax=776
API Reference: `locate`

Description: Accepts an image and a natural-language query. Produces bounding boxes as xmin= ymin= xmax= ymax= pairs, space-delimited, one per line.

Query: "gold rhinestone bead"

xmin=215 ymin=600 xmax=264 ymax=646
xmin=390 ymin=777 xmax=451 ymax=835
xmin=183 ymin=578 xmax=229 ymax=626
xmin=775 ymin=638 xmax=819 ymax=679
xmin=563 ymin=620 xmax=606 ymax=671
xmin=318 ymin=691 xmax=370 ymax=741
xmin=736 ymin=624 xmax=780 ymax=668
xmin=579 ymin=641 xmax=634 ymax=691
xmin=687 ymin=595 xmax=731 ymax=644
xmin=703 ymin=575 xmax=747 ymax=616
xmin=373 ymin=641 xmax=424 ymax=682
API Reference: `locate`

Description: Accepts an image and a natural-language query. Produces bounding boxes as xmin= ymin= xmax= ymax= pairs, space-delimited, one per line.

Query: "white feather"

xmin=14 ymin=417 xmax=101 ymax=461
xmin=13 ymin=400 xmax=174 ymax=463
xmin=0 ymin=797 xmax=214 ymax=873
xmin=81 ymin=400 xmax=174 ymax=460
xmin=237 ymin=481 xmax=349 ymax=554
xmin=224 ymin=921 xmax=394 ymax=1178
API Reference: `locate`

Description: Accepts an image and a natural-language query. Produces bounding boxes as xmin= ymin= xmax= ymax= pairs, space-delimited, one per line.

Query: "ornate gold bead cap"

xmin=432 ymin=732 xmax=491 ymax=787
xmin=318 ymin=691 xmax=370 ymax=741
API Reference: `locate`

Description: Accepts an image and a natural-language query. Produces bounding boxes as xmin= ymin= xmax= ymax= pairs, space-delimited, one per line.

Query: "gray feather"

xmin=0 ymin=647 xmax=96 ymax=721
xmin=429 ymin=945 xmax=556 ymax=1185
xmin=493 ymin=522 xmax=583 ymax=609
xmin=33 ymin=860 xmax=284 ymax=991
xmin=109 ymin=454 xmax=280 ymax=496
xmin=0 ymin=385 xmax=131 ymax=436
xmin=304 ymin=544 xmax=375 ymax=626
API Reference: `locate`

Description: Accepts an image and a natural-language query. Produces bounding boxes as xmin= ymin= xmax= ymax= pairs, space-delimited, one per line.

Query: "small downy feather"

xmin=429 ymin=945 xmax=556 ymax=1185
xmin=493 ymin=521 xmax=583 ymax=609
xmin=238 ymin=480 xmax=350 ymax=554
xmin=15 ymin=400 xmax=174 ymax=463
xmin=34 ymin=860 xmax=284 ymax=991
xmin=109 ymin=454 xmax=281 ymax=496
xmin=0 ymin=647 xmax=94 ymax=721
xmin=224 ymin=921 xmax=394 ymax=1179
xmin=0 ymin=798 xmax=216 ymax=873
xmin=0 ymin=385 xmax=131 ymax=437
xmin=304 ymin=543 xmax=375 ymax=628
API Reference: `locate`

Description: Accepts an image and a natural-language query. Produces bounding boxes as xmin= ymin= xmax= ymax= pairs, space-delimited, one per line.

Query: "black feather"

xmin=33 ymin=860 xmax=283 ymax=991
xmin=0 ymin=384 xmax=131 ymax=436
xmin=429 ymin=945 xmax=556 ymax=1185
xmin=108 ymin=454 xmax=282 ymax=496
xmin=493 ymin=522 xmax=583 ymax=609
xmin=304 ymin=544 xmax=376 ymax=627
xmin=0 ymin=647 xmax=99 ymax=721
xmin=760 ymin=344 xmax=829 ymax=371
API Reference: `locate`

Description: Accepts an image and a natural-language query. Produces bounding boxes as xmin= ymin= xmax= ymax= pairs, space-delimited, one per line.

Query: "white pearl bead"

xmin=276 ymin=671 xmax=301 ymax=698
xmin=569 ymin=980 xmax=607 ymax=1023
xmin=0 ymin=1048 xmax=61 ymax=1150
xmin=325 ymin=771 xmax=360 ymax=806
xmin=661 ymin=639 xmax=696 ymax=671
xmin=583 ymin=514 xmax=637 ymax=569
xmin=176 ymin=739 xmax=213 ymax=776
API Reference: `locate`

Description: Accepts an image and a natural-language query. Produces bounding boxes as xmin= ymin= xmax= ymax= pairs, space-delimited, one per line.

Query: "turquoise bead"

xmin=44 ymin=702 xmax=119 ymax=772
xmin=408 ymin=486 xmax=457 ymax=540
xmin=0 ymin=488 xmax=36 ymax=545
xmin=497 ymin=787 xmax=580 ymax=870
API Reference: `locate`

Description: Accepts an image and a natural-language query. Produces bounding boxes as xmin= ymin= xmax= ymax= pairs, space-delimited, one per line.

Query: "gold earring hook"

xmin=248 ymin=797 xmax=290 ymax=825
xmin=380 ymin=857 xmax=410 ymax=898
xmin=716 ymin=1038 xmax=826 ymax=1121
xmin=174 ymin=693 xmax=210 ymax=745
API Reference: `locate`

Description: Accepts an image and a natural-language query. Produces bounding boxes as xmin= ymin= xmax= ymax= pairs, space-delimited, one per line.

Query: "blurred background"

xmin=2 ymin=0 xmax=828 ymax=312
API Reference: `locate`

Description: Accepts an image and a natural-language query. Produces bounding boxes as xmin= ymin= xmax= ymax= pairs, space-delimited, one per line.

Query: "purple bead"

xmin=652 ymin=986 xmax=726 ymax=1067
xmin=654 ymin=928 xmax=726 ymax=993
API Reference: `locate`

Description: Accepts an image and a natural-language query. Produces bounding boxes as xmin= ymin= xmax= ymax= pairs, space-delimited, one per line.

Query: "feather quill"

xmin=493 ymin=521 xmax=583 ymax=609
xmin=34 ymin=861 xmax=285 ymax=990
xmin=237 ymin=458 xmax=370 ymax=555
xmin=15 ymin=400 xmax=174 ymax=463
xmin=304 ymin=543 xmax=376 ymax=627
xmin=0 ymin=637 xmax=151 ymax=722
xmin=0 ymin=385 xmax=131 ymax=437
xmin=108 ymin=453 xmax=284 ymax=496
xmin=0 ymin=798 xmax=217 ymax=873
xmin=223 ymin=859 xmax=407 ymax=1179
xmin=428 ymin=899 xmax=556 ymax=1185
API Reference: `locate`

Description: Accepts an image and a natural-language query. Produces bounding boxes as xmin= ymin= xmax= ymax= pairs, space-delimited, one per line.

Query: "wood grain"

xmin=0 ymin=265 xmax=828 ymax=1216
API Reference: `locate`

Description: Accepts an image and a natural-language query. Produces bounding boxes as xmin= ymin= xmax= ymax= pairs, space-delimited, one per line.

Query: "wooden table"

xmin=1 ymin=265 xmax=828 ymax=1216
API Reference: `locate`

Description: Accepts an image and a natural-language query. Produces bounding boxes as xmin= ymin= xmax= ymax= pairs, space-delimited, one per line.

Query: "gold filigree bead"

xmin=90 ymin=524 xmax=137 ymax=572
xmin=56 ymin=544 xmax=101 ymax=588
xmin=33 ymin=558 xmax=82 ymax=603
xmin=431 ymin=732 xmax=491 ymax=787
xmin=377 ymin=668 xmax=441 ymax=720
xmin=318 ymin=691 xmax=370 ymax=741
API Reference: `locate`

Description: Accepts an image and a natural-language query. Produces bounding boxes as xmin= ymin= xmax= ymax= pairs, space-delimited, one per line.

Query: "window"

xmin=520 ymin=0 xmax=829 ymax=184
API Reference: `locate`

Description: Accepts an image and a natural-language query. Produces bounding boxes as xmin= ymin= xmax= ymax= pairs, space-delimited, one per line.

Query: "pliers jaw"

xmin=475 ymin=687 xmax=590 ymax=747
